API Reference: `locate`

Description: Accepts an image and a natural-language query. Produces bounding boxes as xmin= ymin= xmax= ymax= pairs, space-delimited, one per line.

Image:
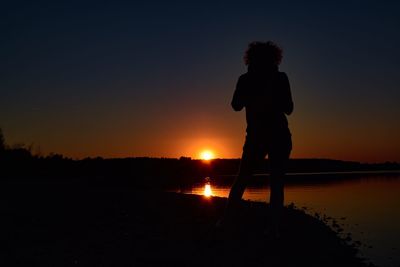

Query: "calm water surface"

xmin=178 ymin=173 xmax=400 ymax=267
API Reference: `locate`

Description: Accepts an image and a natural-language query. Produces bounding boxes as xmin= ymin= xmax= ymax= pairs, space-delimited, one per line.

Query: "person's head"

xmin=244 ymin=41 xmax=283 ymax=68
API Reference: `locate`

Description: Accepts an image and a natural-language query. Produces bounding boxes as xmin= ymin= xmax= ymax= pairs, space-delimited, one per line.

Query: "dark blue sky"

xmin=1 ymin=1 xmax=399 ymax=161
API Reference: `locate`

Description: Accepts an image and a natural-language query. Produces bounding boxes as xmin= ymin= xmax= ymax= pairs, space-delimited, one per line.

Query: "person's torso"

xmin=240 ymin=70 xmax=290 ymax=136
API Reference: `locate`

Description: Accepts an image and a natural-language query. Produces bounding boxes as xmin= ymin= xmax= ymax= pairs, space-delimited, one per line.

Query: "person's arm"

xmin=231 ymin=76 xmax=246 ymax=111
xmin=281 ymin=73 xmax=294 ymax=115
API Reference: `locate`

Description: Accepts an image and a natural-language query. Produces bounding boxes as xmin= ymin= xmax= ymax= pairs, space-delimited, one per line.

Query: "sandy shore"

xmin=3 ymin=184 xmax=372 ymax=266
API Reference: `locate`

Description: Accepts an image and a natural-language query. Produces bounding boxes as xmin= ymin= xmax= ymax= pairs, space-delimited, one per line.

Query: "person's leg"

xmin=268 ymin=135 xmax=292 ymax=234
xmin=226 ymin=153 xmax=254 ymax=208
xmin=218 ymin=139 xmax=261 ymax=226
xmin=269 ymin=162 xmax=285 ymax=228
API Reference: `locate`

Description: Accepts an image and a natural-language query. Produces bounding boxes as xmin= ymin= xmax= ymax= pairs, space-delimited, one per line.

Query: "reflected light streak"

xmin=204 ymin=183 xmax=213 ymax=197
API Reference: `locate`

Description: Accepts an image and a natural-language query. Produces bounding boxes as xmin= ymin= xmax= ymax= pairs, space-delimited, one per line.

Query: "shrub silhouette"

xmin=0 ymin=128 xmax=5 ymax=152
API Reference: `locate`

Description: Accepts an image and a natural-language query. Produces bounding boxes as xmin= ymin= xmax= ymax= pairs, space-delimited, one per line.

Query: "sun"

xmin=199 ymin=150 xmax=215 ymax=161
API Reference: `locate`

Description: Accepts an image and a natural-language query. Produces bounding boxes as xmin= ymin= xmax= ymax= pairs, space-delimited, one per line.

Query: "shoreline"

xmin=4 ymin=185 xmax=374 ymax=266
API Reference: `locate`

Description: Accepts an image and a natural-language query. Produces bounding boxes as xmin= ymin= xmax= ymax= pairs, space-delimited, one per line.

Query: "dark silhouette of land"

xmin=1 ymin=144 xmax=399 ymax=188
xmin=2 ymin=128 xmax=398 ymax=189
xmin=0 ymin=129 xmax=395 ymax=266
xmin=3 ymin=185 xmax=375 ymax=267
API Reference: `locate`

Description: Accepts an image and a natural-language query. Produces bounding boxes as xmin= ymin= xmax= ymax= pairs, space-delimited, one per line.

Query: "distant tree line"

xmin=1 ymin=128 xmax=399 ymax=188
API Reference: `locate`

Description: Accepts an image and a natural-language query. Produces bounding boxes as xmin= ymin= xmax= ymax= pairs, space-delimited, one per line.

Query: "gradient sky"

xmin=1 ymin=1 xmax=399 ymax=162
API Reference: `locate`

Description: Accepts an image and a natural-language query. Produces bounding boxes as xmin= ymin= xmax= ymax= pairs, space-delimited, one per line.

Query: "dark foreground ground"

xmin=3 ymin=182 xmax=372 ymax=267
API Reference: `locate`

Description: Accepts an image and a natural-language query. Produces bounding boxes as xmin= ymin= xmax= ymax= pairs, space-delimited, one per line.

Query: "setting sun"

xmin=199 ymin=150 xmax=215 ymax=161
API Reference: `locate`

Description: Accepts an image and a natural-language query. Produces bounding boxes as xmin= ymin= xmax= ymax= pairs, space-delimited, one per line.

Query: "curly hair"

xmin=244 ymin=41 xmax=283 ymax=66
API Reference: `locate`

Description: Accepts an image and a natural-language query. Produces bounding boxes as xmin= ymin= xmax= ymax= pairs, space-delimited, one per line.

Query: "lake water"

xmin=176 ymin=172 xmax=400 ymax=267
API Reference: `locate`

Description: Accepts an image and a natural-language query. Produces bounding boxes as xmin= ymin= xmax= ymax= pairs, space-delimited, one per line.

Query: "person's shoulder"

xmin=277 ymin=71 xmax=289 ymax=82
xmin=237 ymin=73 xmax=249 ymax=84
xmin=238 ymin=72 xmax=249 ymax=79
xmin=277 ymin=71 xmax=288 ymax=78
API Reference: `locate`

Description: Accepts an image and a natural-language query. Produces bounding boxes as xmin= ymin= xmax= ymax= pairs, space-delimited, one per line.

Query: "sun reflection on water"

xmin=204 ymin=183 xmax=213 ymax=197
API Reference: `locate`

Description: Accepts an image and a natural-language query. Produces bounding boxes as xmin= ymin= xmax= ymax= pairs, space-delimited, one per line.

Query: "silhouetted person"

xmin=219 ymin=41 xmax=293 ymax=236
